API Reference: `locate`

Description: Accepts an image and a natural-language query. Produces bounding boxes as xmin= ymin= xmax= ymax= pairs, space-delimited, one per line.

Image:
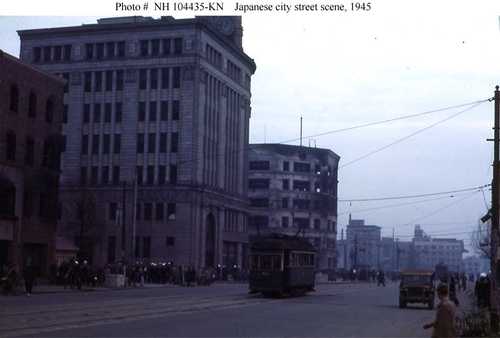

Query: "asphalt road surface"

xmin=0 ymin=282 xmax=442 ymax=337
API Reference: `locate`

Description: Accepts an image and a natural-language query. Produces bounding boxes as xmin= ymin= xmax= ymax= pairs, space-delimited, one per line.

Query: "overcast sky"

xmin=1 ymin=1 xmax=499 ymax=254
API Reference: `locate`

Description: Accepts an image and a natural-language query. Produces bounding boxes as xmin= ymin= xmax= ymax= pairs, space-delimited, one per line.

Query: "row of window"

xmin=248 ymin=178 xmax=325 ymax=193
xmin=206 ymin=44 xmax=223 ymax=69
xmin=109 ymin=201 xmax=176 ymax=222
xmin=84 ymin=70 xmax=124 ymax=92
xmin=80 ymin=164 xmax=178 ymax=186
xmin=82 ymin=102 xmax=123 ymax=124
xmin=85 ymin=41 xmax=126 ymax=60
xmin=204 ymin=45 xmax=250 ymax=88
xmin=81 ymin=166 xmax=120 ymax=186
xmin=138 ymin=100 xmax=180 ymax=122
xmin=136 ymin=132 xmax=178 ymax=154
xmin=32 ymin=38 xmax=184 ymax=65
xmin=249 ymin=215 xmax=336 ymax=231
xmin=8 ymin=85 xmax=57 ymax=123
xmin=227 ymin=60 xmax=242 ymax=83
xmin=139 ymin=38 xmax=183 ymax=57
xmin=138 ymin=68 xmax=181 ymax=90
xmin=250 ymin=253 xmax=315 ymax=271
xmin=81 ymin=134 xmax=121 ymax=155
xmin=33 ymin=45 xmax=72 ymax=63
xmin=249 ymin=160 xmax=334 ymax=175
xmin=3 ymin=131 xmax=60 ymax=170
xmin=136 ymin=165 xmax=178 ymax=185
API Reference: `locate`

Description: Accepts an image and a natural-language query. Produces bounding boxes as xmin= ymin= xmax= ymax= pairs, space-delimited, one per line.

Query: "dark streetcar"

xmin=249 ymin=234 xmax=316 ymax=297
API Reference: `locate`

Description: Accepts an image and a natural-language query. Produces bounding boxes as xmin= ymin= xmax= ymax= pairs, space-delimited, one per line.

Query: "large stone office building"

xmin=247 ymin=144 xmax=340 ymax=271
xmin=18 ymin=16 xmax=256 ymax=269
xmin=0 ymin=50 xmax=64 ymax=275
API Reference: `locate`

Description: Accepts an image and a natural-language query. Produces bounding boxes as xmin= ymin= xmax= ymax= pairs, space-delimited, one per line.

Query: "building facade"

xmin=18 ymin=16 xmax=256 ymax=269
xmin=247 ymin=144 xmax=339 ymax=271
xmin=412 ymin=225 xmax=466 ymax=272
xmin=345 ymin=218 xmax=381 ymax=270
xmin=0 ymin=50 xmax=64 ymax=275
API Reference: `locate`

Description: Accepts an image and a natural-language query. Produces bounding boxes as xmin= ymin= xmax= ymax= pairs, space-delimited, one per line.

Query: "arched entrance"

xmin=205 ymin=213 xmax=216 ymax=268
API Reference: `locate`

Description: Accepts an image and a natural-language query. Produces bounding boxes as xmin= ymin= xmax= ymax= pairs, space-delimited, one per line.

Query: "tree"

xmin=471 ymin=219 xmax=491 ymax=259
xmin=58 ymin=188 xmax=99 ymax=262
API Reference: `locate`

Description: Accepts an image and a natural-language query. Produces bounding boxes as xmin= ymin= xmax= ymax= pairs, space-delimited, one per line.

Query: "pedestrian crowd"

xmin=1 ymin=259 xmax=249 ymax=296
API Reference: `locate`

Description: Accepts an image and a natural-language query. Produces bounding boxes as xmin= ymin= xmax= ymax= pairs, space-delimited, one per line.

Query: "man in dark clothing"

xmin=449 ymin=277 xmax=459 ymax=306
xmin=23 ymin=264 xmax=36 ymax=296
xmin=460 ymin=273 xmax=467 ymax=291
xmin=475 ymin=274 xmax=490 ymax=308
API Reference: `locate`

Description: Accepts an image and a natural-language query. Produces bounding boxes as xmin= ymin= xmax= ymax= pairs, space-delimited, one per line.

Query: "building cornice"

xmin=17 ymin=17 xmax=256 ymax=74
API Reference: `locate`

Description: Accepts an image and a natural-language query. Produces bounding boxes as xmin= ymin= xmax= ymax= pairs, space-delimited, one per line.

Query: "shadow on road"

xmin=377 ymin=304 xmax=433 ymax=311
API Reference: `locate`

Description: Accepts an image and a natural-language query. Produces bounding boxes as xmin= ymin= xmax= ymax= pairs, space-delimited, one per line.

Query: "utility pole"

xmin=300 ymin=116 xmax=303 ymax=147
xmin=354 ymin=234 xmax=358 ymax=270
xmin=131 ymin=178 xmax=138 ymax=262
xmin=342 ymin=229 xmax=347 ymax=269
xmin=121 ymin=181 xmax=126 ymax=262
xmin=396 ymin=239 xmax=400 ymax=271
xmin=392 ymin=228 xmax=395 ymax=271
xmin=490 ymin=85 xmax=500 ymax=333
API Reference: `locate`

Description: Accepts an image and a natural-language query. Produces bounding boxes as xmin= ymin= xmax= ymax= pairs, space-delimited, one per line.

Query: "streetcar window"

xmin=260 ymin=256 xmax=272 ymax=270
xmin=301 ymin=254 xmax=309 ymax=266
xmin=272 ymin=256 xmax=282 ymax=270
xmin=250 ymin=255 xmax=259 ymax=269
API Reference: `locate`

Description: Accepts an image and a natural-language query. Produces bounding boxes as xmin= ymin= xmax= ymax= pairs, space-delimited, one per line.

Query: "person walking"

xmin=423 ymin=283 xmax=457 ymax=338
xmin=449 ymin=277 xmax=459 ymax=306
xmin=23 ymin=263 xmax=36 ymax=296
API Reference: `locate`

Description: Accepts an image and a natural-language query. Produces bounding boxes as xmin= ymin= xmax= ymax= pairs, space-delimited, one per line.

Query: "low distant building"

xmin=379 ymin=237 xmax=394 ymax=271
xmin=336 ymin=238 xmax=347 ymax=270
xmin=412 ymin=225 xmax=466 ymax=272
xmin=247 ymin=143 xmax=339 ymax=271
xmin=0 ymin=50 xmax=64 ymax=275
xmin=345 ymin=217 xmax=381 ymax=270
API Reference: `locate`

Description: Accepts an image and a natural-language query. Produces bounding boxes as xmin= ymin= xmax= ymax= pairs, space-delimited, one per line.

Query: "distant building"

xmin=336 ymin=229 xmax=348 ymax=270
xmin=18 ymin=16 xmax=256 ymax=269
xmin=0 ymin=50 xmax=64 ymax=275
xmin=247 ymin=144 xmax=339 ymax=271
xmin=412 ymin=225 xmax=466 ymax=272
xmin=345 ymin=217 xmax=381 ymax=270
xmin=379 ymin=237 xmax=395 ymax=271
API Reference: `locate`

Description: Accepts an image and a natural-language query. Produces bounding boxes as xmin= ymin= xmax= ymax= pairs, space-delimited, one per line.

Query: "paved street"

xmin=0 ymin=282 xmax=462 ymax=337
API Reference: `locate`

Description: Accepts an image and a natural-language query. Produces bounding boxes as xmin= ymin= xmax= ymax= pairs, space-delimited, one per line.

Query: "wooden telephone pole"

xmin=490 ymin=85 xmax=500 ymax=333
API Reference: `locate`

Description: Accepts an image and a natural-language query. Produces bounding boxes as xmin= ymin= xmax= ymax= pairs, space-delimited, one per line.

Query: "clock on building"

xmin=208 ymin=17 xmax=235 ymax=36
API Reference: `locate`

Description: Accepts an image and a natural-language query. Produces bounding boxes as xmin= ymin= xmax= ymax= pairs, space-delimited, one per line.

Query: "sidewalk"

xmin=4 ymin=282 xmax=180 ymax=295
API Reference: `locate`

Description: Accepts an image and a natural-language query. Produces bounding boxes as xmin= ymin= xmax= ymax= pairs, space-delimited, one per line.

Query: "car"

xmin=399 ymin=270 xmax=435 ymax=309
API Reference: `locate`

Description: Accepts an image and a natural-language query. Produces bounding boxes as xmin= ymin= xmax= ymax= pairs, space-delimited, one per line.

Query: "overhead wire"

xmin=337 ymin=195 xmax=464 ymax=216
xmin=179 ymin=98 xmax=490 ymax=167
xmin=338 ymin=184 xmax=490 ymax=202
xmin=277 ymin=98 xmax=490 ymax=145
xmin=339 ymin=101 xmax=486 ymax=169
xmin=400 ymin=190 xmax=482 ymax=228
